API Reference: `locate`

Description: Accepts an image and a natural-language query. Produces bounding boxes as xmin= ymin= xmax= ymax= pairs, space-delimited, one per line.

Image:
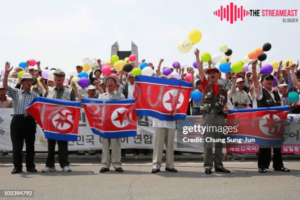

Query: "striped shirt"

xmin=6 ymin=86 xmax=38 ymax=115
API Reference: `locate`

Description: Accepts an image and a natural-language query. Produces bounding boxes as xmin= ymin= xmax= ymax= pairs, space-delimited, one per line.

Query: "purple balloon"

xmin=42 ymin=70 xmax=49 ymax=79
xmin=172 ymin=61 xmax=180 ymax=69
xmin=1 ymin=69 xmax=4 ymax=77
xmin=171 ymin=72 xmax=181 ymax=80
xmin=243 ymin=65 xmax=249 ymax=72
xmin=273 ymin=77 xmax=277 ymax=86
xmin=193 ymin=61 xmax=198 ymax=68
xmin=260 ymin=64 xmax=273 ymax=75
xmin=78 ymin=78 xmax=90 ymax=88
xmin=163 ymin=68 xmax=172 ymax=76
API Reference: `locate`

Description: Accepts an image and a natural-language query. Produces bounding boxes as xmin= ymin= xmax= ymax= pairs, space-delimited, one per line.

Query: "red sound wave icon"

xmin=214 ymin=2 xmax=250 ymax=24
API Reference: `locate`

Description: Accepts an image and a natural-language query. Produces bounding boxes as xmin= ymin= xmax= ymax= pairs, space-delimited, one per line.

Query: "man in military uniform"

xmin=194 ymin=49 xmax=230 ymax=174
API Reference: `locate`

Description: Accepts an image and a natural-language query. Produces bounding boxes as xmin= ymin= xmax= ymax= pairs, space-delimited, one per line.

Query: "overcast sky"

xmin=0 ymin=0 xmax=299 ymax=75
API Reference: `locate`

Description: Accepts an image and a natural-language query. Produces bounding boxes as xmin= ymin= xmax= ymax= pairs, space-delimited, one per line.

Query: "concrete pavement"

xmin=0 ymin=161 xmax=300 ymax=200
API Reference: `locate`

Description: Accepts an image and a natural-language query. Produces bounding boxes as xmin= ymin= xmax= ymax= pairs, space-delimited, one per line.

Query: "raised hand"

xmin=36 ymin=61 xmax=41 ymax=67
xmin=5 ymin=62 xmax=13 ymax=74
xmin=252 ymin=60 xmax=258 ymax=68
xmin=141 ymin=59 xmax=146 ymax=63
xmin=194 ymin=48 xmax=200 ymax=57
xmin=94 ymin=80 xmax=99 ymax=86
xmin=159 ymin=59 xmax=164 ymax=64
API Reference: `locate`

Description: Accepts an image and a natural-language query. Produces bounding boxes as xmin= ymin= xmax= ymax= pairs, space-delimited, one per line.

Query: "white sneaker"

xmin=42 ymin=166 xmax=56 ymax=173
xmin=62 ymin=166 xmax=71 ymax=172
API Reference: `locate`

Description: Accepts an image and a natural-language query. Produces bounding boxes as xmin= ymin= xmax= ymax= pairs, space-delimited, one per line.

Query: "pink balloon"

xmin=129 ymin=55 xmax=136 ymax=62
xmin=185 ymin=73 xmax=192 ymax=82
xmin=28 ymin=59 xmax=36 ymax=66
xmin=111 ymin=73 xmax=118 ymax=78
xmin=245 ymin=106 xmax=252 ymax=109
xmin=102 ymin=66 xmax=111 ymax=76
xmin=42 ymin=70 xmax=49 ymax=79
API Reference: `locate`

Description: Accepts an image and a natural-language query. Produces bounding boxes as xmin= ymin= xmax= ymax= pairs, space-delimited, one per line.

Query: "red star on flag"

xmin=165 ymin=93 xmax=181 ymax=106
xmin=262 ymin=114 xmax=283 ymax=135
xmin=113 ymin=111 xmax=127 ymax=126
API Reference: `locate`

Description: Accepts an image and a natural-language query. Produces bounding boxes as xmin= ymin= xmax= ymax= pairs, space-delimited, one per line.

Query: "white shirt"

xmin=128 ymin=83 xmax=135 ymax=99
xmin=152 ymin=118 xmax=176 ymax=129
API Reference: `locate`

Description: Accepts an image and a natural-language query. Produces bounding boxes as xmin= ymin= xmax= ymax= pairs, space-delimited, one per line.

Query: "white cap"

xmin=20 ymin=73 xmax=34 ymax=81
xmin=87 ymin=85 xmax=96 ymax=90
xmin=236 ymin=78 xmax=245 ymax=83
xmin=278 ymin=81 xmax=288 ymax=87
xmin=28 ymin=66 xmax=37 ymax=70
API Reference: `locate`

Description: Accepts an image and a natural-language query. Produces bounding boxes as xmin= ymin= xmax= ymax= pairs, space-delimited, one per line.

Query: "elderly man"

xmin=42 ymin=69 xmax=78 ymax=173
xmin=98 ymin=75 xmax=125 ymax=173
xmin=2 ymin=62 xmax=38 ymax=174
xmin=252 ymin=60 xmax=290 ymax=173
xmin=122 ymin=71 xmax=135 ymax=99
xmin=76 ymin=65 xmax=83 ymax=74
xmin=195 ymin=49 xmax=230 ymax=174
xmin=230 ymin=75 xmax=251 ymax=109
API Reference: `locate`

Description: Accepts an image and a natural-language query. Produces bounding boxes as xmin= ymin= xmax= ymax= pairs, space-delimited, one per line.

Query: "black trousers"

xmin=258 ymin=147 xmax=284 ymax=169
xmin=46 ymin=139 xmax=69 ymax=168
xmin=10 ymin=115 xmax=36 ymax=170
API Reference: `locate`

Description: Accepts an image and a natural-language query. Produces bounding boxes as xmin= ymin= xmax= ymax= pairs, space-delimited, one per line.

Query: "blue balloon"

xmin=288 ymin=92 xmax=299 ymax=103
xmin=219 ymin=62 xmax=231 ymax=73
xmin=19 ymin=62 xmax=27 ymax=69
xmin=140 ymin=62 xmax=148 ymax=70
xmin=78 ymin=72 xmax=88 ymax=78
xmin=191 ymin=90 xmax=203 ymax=101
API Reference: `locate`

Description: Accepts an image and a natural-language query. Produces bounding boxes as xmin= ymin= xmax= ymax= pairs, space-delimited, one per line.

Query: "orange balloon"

xmin=105 ymin=61 xmax=112 ymax=67
xmin=248 ymin=51 xmax=258 ymax=60
xmin=255 ymin=47 xmax=263 ymax=55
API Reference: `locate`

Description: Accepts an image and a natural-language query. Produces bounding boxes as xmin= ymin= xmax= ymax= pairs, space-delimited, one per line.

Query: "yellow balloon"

xmin=72 ymin=77 xmax=79 ymax=84
xmin=90 ymin=62 xmax=98 ymax=70
xmin=284 ymin=59 xmax=293 ymax=68
xmin=220 ymin=58 xmax=227 ymax=63
xmin=242 ymin=56 xmax=251 ymax=64
xmin=219 ymin=44 xmax=228 ymax=53
xmin=271 ymin=61 xmax=279 ymax=70
xmin=124 ymin=57 xmax=129 ymax=63
xmin=114 ymin=60 xmax=126 ymax=71
xmin=83 ymin=63 xmax=90 ymax=72
xmin=188 ymin=29 xmax=202 ymax=44
xmin=177 ymin=39 xmax=193 ymax=53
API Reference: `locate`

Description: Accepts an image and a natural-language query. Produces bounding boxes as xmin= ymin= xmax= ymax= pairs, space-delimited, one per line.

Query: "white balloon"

xmin=177 ymin=39 xmax=193 ymax=53
xmin=141 ymin=67 xmax=154 ymax=76
xmin=181 ymin=63 xmax=189 ymax=69
xmin=211 ymin=53 xmax=223 ymax=64
xmin=68 ymin=70 xmax=78 ymax=77
xmin=48 ymin=71 xmax=54 ymax=80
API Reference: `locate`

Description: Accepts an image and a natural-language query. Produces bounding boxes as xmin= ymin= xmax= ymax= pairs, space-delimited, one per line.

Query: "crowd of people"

xmin=0 ymin=48 xmax=298 ymax=175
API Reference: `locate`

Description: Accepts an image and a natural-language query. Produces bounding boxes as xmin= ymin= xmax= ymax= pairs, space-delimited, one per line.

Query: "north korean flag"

xmin=82 ymin=98 xmax=137 ymax=139
xmin=226 ymin=106 xmax=290 ymax=147
xmin=26 ymin=97 xmax=81 ymax=141
xmin=134 ymin=76 xmax=192 ymax=121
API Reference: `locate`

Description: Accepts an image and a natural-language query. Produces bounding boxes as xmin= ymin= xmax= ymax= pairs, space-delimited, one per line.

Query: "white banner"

xmin=1 ymin=109 xmax=299 ymax=153
xmin=0 ymin=77 xmax=18 ymax=88
xmin=0 ymin=109 xmax=203 ymax=152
